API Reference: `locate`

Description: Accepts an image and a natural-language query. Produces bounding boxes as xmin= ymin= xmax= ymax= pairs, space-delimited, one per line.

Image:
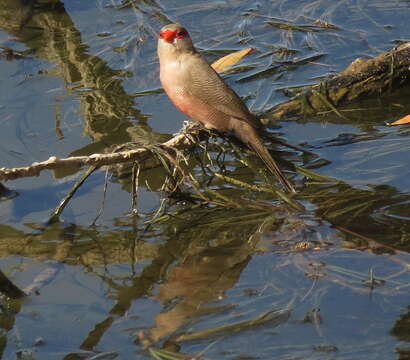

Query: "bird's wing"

xmin=183 ymin=53 xmax=260 ymax=129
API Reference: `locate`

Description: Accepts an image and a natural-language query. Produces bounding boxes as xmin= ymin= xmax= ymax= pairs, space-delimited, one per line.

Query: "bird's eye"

xmin=176 ymin=29 xmax=188 ymax=39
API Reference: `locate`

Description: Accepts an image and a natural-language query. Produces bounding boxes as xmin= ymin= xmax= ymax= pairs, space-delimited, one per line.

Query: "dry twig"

xmin=0 ymin=124 xmax=207 ymax=182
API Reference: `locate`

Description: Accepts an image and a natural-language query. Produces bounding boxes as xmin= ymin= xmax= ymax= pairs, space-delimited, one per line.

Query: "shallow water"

xmin=0 ymin=0 xmax=409 ymax=359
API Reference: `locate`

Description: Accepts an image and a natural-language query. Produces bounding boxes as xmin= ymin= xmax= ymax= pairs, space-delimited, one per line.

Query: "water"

xmin=0 ymin=0 xmax=409 ymax=359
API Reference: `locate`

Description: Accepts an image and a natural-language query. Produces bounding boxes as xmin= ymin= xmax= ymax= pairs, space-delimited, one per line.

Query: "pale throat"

xmin=160 ymin=55 xmax=187 ymax=90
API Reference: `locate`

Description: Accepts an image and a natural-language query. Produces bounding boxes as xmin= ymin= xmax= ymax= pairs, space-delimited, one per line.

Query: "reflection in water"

xmin=1 ymin=175 xmax=409 ymax=355
xmin=0 ymin=0 xmax=409 ymax=359
xmin=0 ymin=0 xmax=155 ymax=160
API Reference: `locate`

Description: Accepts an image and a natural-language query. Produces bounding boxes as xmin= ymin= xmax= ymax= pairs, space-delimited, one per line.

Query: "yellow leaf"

xmin=211 ymin=48 xmax=253 ymax=74
xmin=390 ymin=114 xmax=410 ymax=125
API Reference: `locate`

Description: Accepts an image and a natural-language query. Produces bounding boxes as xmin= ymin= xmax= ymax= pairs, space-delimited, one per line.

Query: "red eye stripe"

xmin=159 ymin=28 xmax=189 ymax=42
xmin=175 ymin=29 xmax=188 ymax=39
xmin=159 ymin=29 xmax=176 ymax=43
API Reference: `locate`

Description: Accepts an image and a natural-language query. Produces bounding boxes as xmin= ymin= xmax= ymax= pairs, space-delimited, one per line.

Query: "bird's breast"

xmin=160 ymin=60 xmax=193 ymax=113
xmin=159 ymin=57 xmax=231 ymax=131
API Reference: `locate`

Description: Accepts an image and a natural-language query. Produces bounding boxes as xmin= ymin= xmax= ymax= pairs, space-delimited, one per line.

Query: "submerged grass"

xmin=174 ymin=308 xmax=291 ymax=342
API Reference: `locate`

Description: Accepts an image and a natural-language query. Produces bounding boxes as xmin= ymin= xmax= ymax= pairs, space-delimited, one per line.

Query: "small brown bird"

xmin=157 ymin=23 xmax=295 ymax=193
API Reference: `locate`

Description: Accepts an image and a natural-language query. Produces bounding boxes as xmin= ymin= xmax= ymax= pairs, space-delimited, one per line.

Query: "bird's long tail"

xmin=242 ymin=130 xmax=296 ymax=193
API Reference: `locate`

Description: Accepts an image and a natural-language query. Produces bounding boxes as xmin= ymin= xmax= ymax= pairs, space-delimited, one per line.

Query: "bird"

xmin=157 ymin=23 xmax=296 ymax=193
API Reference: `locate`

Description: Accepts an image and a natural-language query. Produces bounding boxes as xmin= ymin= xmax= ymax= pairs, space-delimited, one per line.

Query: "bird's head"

xmin=158 ymin=24 xmax=195 ymax=55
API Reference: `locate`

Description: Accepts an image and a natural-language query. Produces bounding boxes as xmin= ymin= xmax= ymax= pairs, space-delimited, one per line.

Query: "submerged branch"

xmin=270 ymin=42 xmax=410 ymax=120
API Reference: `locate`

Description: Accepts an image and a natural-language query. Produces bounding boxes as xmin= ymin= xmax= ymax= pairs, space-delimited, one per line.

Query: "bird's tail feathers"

xmin=249 ymin=138 xmax=296 ymax=193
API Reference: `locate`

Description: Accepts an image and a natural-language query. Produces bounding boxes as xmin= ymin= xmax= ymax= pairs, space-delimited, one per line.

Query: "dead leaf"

xmin=211 ymin=48 xmax=253 ymax=73
xmin=389 ymin=114 xmax=410 ymax=125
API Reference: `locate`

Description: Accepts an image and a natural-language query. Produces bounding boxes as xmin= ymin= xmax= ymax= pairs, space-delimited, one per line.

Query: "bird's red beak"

xmin=159 ymin=29 xmax=176 ymax=43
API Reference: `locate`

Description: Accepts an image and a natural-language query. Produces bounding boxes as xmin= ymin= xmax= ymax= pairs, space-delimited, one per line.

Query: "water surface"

xmin=0 ymin=1 xmax=409 ymax=359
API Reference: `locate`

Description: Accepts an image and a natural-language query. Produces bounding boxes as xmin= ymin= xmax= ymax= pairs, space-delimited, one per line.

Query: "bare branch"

xmin=0 ymin=124 xmax=207 ymax=182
